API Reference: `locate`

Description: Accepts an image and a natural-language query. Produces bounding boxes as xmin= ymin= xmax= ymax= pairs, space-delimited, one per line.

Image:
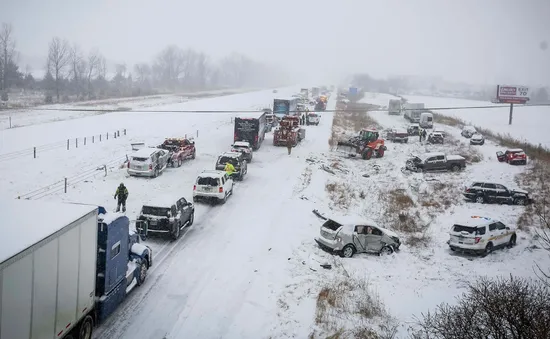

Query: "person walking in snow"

xmin=422 ymin=129 xmax=427 ymax=141
xmin=114 ymin=183 xmax=128 ymax=212
xmin=286 ymin=132 xmax=294 ymax=155
xmin=419 ymin=128 xmax=423 ymax=143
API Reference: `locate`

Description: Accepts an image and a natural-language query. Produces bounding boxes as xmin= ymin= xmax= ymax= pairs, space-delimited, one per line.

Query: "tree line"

xmin=0 ymin=22 xmax=289 ymax=104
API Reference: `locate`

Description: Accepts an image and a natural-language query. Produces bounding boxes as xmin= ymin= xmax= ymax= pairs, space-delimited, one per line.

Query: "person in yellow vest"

xmin=224 ymin=161 xmax=235 ymax=176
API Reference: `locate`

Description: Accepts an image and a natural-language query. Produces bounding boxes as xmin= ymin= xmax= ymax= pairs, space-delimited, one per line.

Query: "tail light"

xmin=127 ymin=161 xmax=130 ymax=168
xmin=219 ymin=187 xmax=224 ymax=193
xmin=475 ymin=237 xmax=481 ymax=244
xmin=193 ymin=185 xmax=196 ymax=191
xmin=255 ymin=135 xmax=259 ymax=143
xmin=465 ymin=188 xmax=470 ymax=192
xmin=234 ymin=133 xmax=237 ymax=141
xmin=149 ymin=164 xmax=153 ymax=170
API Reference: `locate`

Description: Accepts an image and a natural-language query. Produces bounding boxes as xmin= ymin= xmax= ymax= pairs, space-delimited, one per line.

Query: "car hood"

xmin=511 ymin=188 xmax=529 ymax=195
xmin=380 ymin=227 xmax=399 ymax=239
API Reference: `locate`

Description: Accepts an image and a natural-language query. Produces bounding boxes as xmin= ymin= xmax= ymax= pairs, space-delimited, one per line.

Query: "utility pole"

xmin=508 ymin=103 xmax=514 ymax=125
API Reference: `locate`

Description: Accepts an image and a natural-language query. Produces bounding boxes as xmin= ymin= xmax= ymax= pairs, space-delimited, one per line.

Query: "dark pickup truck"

xmin=463 ymin=181 xmax=533 ymax=205
xmin=405 ymin=152 xmax=466 ymax=172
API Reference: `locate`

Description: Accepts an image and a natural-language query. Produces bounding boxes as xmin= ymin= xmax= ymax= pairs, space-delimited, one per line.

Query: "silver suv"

xmin=314 ymin=216 xmax=401 ymax=257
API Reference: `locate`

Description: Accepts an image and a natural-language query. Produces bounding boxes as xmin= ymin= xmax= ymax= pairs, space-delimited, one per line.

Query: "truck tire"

xmin=78 ymin=315 xmax=94 ymax=339
xmin=137 ymin=260 xmax=148 ymax=285
xmin=177 ymin=158 xmax=183 ymax=167
xmin=362 ymin=149 xmax=373 ymax=160
xmin=376 ymin=148 xmax=385 ymax=158
xmin=191 ymin=150 xmax=196 ymax=159
xmin=188 ymin=212 xmax=195 ymax=226
xmin=451 ymin=165 xmax=459 ymax=172
xmin=171 ymin=222 xmax=181 ymax=240
xmin=153 ymin=168 xmax=159 ymax=178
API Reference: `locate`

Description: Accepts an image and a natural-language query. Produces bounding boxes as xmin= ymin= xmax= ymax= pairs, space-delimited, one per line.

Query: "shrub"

xmin=410 ymin=276 xmax=550 ymax=339
xmin=326 ymin=181 xmax=356 ymax=209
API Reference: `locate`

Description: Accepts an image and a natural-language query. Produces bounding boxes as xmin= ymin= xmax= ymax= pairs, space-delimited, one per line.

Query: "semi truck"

xmin=404 ymin=103 xmax=425 ymax=122
xmin=234 ymin=113 xmax=267 ymax=150
xmin=0 ymin=199 xmax=153 ymax=339
xmin=388 ymin=99 xmax=402 ymax=115
xmin=273 ymin=98 xmax=298 ymax=119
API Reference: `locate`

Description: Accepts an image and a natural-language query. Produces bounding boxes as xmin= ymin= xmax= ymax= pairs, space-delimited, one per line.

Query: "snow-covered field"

xmin=0 ymin=87 xmax=260 ymax=130
xmin=403 ymin=95 xmax=550 ymax=148
xmin=2 ymin=88 xmax=549 ymax=338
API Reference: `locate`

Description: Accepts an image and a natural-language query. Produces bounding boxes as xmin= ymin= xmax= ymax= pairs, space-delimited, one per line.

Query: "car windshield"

xmin=233 ymin=145 xmax=248 ymax=149
xmin=142 ymin=206 xmax=170 ymax=216
xmin=322 ymin=219 xmax=343 ymax=231
xmin=132 ymin=157 xmax=149 ymax=162
xmin=197 ymin=176 xmax=220 ymax=186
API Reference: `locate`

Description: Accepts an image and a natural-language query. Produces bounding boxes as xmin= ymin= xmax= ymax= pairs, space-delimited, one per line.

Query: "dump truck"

xmin=273 ymin=115 xmax=305 ymax=146
xmin=0 ymin=199 xmax=153 ymax=339
xmin=336 ymin=129 xmax=387 ymax=160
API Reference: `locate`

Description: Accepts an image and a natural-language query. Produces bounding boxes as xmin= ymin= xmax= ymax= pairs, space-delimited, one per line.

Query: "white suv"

xmin=447 ymin=216 xmax=517 ymax=256
xmin=193 ymin=170 xmax=234 ymax=204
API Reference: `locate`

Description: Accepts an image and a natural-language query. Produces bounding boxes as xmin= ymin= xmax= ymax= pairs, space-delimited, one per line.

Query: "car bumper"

xmin=463 ymin=193 xmax=476 ymax=200
xmin=447 ymin=240 xmax=485 ymax=254
xmin=470 ymin=139 xmax=484 ymax=144
xmin=314 ymin=237 xmax=342 ymax=252
xmin=128 ymin=169 xmax=154 ymax=177
xmin=193 ymin=192 xmax=224 ymax=200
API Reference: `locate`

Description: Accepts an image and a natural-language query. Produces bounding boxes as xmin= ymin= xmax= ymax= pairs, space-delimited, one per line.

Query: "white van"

xmin=419 ymin=112 xmax=433 ymax=128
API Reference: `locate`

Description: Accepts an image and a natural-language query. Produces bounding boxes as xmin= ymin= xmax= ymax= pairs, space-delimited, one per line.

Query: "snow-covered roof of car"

xmin=409 ymin=123 xmax=419 ymax=127
xmin=392 ymin=128 xmax=407 ymax=133
xmin=471 ymin=133 xmax=483 ymax=138
xmin=198 ymin=170 xmax=226 ymax=178
xmin=131 ymin=147 xmax=163 ymax=158
xmin=463 ymin=126 xmax=476 ymax=131
xmin=219 ymin=152 xmax=241 ymax=158
xmin=507 ymin=148 xmax=524 ymax=152
xmin=328 ymin=215 xmax=378 ymax=228
xmin=233 ymin=141 xmax=251 ymax=147
xmin=419 ymin=152 xmax=445 ymax=160
xmin=142 ymin=196 xmax=182 ymax=208
xmin=0 ymin=199 xmax=98 ymax=264
xmin=454 ymin=215 xmax=498 ymax=227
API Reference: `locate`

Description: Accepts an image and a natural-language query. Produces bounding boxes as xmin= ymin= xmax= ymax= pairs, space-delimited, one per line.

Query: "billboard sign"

xmin=496 ymin=85 xmax=530 ymax=104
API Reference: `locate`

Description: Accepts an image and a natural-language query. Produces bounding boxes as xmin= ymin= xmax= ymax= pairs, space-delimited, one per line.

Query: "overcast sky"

xmin=2 ymin=0 xmax=549 ymax=85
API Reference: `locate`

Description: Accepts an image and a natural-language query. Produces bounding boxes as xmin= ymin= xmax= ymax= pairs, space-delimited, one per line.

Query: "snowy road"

xmin=93 ymin=107 xmax=334 ymax=338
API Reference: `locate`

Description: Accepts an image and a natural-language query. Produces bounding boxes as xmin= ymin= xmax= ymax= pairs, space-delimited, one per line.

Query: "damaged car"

xmin=314 ymin=215 xmax=401 ymax=258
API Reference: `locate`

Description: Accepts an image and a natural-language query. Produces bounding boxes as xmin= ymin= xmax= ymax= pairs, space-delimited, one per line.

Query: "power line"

xmin=26 ymin=102 xmax=550 ymax=114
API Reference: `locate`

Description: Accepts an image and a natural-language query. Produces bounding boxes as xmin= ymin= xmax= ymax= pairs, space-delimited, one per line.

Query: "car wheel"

xmin=451 ymin=165 xmax=459 ymax=172
xmin=153 ymin=168 xmax=159 ymax=178
xmin=78 ymin=315 xmax=94 ymax=339
xmin=379 ymin=246 xmax=394 ymax=256
xmin=193 ymin=196 xmax=198 ymax=202
xmin=137 ymin=260 xmax=148 ymax=285
xmin=507 ymin=234 xmax=517 ymax=248
xmin=416 ymin=167 xmax=423 ymax=173
xmin=188 ymin=212 xmax=194 ymax=226
xmin=191 ymin=151 xmax=196 ymax=159
xmin=341 ymin=244 xmax=355 ymax=258
xmin=171 ymin=223 xmax=181 ymax=240
xmin=475 ymin=195 xmax=484 ymax=204
xmin=220 ymin=194 xmax=227 ymax=204
xmin=177 ymin=158 xmax=183 ymax=167
xmin=483 ymin=242 xmax=493 ymax=256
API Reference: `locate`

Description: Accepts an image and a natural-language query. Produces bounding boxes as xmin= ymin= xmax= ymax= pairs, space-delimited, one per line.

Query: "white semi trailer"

xmin=0 ymin=199 xmax=152 ymax=339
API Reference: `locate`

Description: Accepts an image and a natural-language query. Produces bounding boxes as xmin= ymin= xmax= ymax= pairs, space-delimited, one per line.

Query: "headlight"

xmin=336 ymin=236 xmax=342 ymax=242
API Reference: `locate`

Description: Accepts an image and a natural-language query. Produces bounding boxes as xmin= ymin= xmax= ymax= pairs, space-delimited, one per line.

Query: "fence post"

xmin=114 ymin=131 xmax=117 ymax=139
xmin=107 ymin=133 xmax=109 ymax=140
xmin=84 ymin=137 xmax=86 ymax=146
xmin=124 ymin=129 xmax=126 ymax=135
xmin=104 ymin=165 xmax=107 ymax=176
xmin=67 ymin=139 xmax=69 ymax=150
xmin=92 ymin=135 xmax=94 ymax=143
xmin=64 ymin=178 xmax=67 ymax=193
xmin=117 ymin=130 xmax=120 ymax=137
xmin=76 ymin=138 xmax=78 ymax=148
xmin=100 ymin=134 xmax=102 ymax=142
xmin=9 ymin=116 xmax=11 ymax=128
xmin=197 ymin=130 xmax=199 ymax=138
xmin=33 ymin=147 xmax=36 ymax=159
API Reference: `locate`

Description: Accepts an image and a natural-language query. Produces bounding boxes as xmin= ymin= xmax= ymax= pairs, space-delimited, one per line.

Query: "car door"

xmin=482 ymin=183 xmax=498 ymax=203
xmin=494 ymin=221 xmax=509 ymax=245
xmin=364 ymin=226 xmax=384 ymax=252
xmin=223 ymin=174 xmax=232 ymax=191
xmin=424 ymin=156 xmax=438 ymax=171
xmin=178 ymin=198 xmax=190 ymax=221
xmin=494 ymin=184 xmax=512 ymax=204
xmin=353 ymin=225 xmax=368 ymax=253
xmin=488 ymin=222 xmax=499 ymax=244
xmin=434 ymin=155 xmax=447 ymax=170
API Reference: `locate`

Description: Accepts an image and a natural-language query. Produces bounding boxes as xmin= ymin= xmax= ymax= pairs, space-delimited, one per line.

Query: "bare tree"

xmin=133 ymin=63 xmax=151 ymax=84
xmin=47 ymin=37 xmax=70 ymax=100
xmin=69 ymin=43 xmax=86 ymax=96
xmin=0 ymin=23 xmax=16 ymax=91
xmin=86 ymin=49 xmax=101 ymax=97
xmin=154 ymin=45 xmax=185 ymax=88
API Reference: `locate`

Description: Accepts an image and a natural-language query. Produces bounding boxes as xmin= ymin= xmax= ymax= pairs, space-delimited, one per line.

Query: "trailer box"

xmin=0 ymin=199 xmax=98 ymax=339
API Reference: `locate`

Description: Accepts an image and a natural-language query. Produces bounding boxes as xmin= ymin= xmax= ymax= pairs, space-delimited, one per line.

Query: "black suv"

xmin=215 ymin=152 xmax=248 ymax=181
xmin=136 ymin=197 xmax=195 ymax=240
xmin=463 ymin=182 xmax=532 ymax=205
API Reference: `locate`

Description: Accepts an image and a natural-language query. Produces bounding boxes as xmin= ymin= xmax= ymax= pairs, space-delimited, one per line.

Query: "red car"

xmin=496 ymin=148 xmax=527 ymax=165
xmin=157 ymin=138 xmax=196 ymax=167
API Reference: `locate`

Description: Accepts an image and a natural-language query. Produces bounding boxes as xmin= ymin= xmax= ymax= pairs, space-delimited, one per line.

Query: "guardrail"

xmin=0 ymin=129 xmax=127 ymax=162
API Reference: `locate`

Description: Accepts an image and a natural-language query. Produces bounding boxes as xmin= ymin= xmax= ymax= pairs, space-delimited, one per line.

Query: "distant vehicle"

xmin=419 ymin=112 xmax=433 ymax=128
xmin=463 ymin=182 xmax=533 ymax=205
xmin=231 ymin=141 xmax=253 ymax=162
xmin=273 ymin=115 xmax=305 ymax=146
xmin=136 ymin=197 xmax=195 ymax=240
xmin=470 ymin=133 xmax=485 ymax=145
xmin=157 ymin=137 xmax=196 ymax=167
xmin=0 ymin=199 xmax=152 ymax=339
xmin=447 ymin=216 xmax=516 ymax=256
xmin=314 ymin=215 xmax=401 ymax=258
xmin=306 ymin=112 xmax=320 ymax=126
xmin=427 ymin=132 xmax=444 ymax=144
xmin=265 ymin=114 xmax=278 ymax=131
xmin=407 ymin=123 xmax=420 ymax=136
xmin=128 ymin=147 xmax=170 ymax=177
xmin=387 ymin=128 xmax=409 ymax=143
xmin=404 ymin=103 xmax=424 ymax=122
xmin=496 ymin=148 xmax=527 ymax=165
xmin=461 ymin=126 xmax=477 ymax=138
xmin=273 ymin=98 xmax=298 ymax=119
xmin=311 ymin=87 xmax=320 ymax=98
xmin=300 ymin=88 xmax=309 ymax=98
xmin=388 ymin=99 xmax=402 ymax=115
xmin=234 ymin=113 xmax=267 ymax=150
xmin=215 ymin=152 xmax=248 ymax=181
xmin=193 ymin=170 xmax=234 ymax=204
xmin=405 ymin=152 xmax=465 ymax=172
